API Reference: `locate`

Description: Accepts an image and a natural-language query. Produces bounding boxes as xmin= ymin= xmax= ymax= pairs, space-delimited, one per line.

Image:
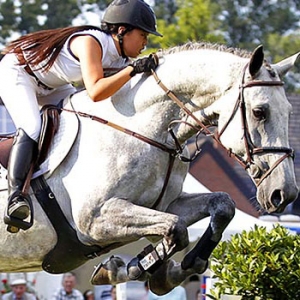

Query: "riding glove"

xmin=129 ymin=54 xmax=159 ymax=77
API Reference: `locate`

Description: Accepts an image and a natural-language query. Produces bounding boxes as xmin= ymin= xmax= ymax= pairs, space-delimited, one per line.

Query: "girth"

xmin=31 ymin=176 xmax=102 ymax=274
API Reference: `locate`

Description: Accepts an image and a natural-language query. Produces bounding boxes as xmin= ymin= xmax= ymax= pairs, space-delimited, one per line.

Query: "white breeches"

xmin=0 ymin=54 xmax=76 ymax=141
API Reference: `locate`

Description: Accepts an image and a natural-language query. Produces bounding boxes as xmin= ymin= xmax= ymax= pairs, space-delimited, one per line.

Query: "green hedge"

xmin=208 ymin=224 xmax=300 ymax=300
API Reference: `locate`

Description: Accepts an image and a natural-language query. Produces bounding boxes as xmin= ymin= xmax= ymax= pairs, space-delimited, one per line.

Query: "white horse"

xmin=0 ymin=43 xmax=298 ymax=295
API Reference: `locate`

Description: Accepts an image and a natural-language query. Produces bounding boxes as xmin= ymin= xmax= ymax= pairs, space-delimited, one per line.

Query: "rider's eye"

xmin=252 ymin=107 xmax=266 ymax=120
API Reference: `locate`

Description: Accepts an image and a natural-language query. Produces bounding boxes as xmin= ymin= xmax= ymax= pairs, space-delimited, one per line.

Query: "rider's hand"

xmin=129 ymin=54 xmax=159 ymax=77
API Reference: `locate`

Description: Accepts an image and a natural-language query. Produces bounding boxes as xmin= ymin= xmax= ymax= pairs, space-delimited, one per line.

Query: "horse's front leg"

xmin=148 ymin=191 xmax=235 ymax=295
xmin=176 ymin=192 xmax=235 ymax=269
xmin=89 ymin=197 xmax=189 ymax=285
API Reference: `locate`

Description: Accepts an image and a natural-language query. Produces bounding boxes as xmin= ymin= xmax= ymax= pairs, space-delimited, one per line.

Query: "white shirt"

xmin=2 ymin=291 xmax=37 ymax=300
xmin=29 ymin=29 xmax=128 ymax=89
xmin=50 ymin=288 xmax=84 ymax=300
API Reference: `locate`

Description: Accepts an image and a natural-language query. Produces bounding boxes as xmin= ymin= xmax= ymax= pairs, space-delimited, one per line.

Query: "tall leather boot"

xmin=4 ymin=128 xmax=37 ymax=232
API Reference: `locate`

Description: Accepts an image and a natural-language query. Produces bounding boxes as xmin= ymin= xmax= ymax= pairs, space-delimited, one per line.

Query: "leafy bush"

xmin=208 ymin=224 xmax=300 ymax=300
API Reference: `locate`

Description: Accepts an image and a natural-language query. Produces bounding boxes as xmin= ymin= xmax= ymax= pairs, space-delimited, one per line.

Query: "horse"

xmin=0 ymin=42 xmax=298 ymax=295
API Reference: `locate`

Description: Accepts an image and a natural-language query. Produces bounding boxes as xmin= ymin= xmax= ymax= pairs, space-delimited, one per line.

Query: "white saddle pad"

xmin=0 ymin=96 xmax=79 ymax=190
xmin=33 ymin=96 xmax=79 ymax=179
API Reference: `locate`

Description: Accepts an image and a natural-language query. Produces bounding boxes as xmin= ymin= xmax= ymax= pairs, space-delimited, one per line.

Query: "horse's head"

xmin=214 ymin=46 xmax=299 ymax=213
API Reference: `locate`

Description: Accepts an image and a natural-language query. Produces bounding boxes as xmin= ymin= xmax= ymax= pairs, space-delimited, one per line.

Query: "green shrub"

xmin=208 ymin=224 xmax=300 ymax=300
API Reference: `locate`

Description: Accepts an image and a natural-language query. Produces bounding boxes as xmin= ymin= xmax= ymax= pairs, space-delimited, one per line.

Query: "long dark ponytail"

xmin=3 ymin=25 xmax=101 ymax=71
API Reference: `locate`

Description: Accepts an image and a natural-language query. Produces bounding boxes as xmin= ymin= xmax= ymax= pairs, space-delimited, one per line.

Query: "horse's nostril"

xmin=271 ymin=189 xmax=282 ymax=207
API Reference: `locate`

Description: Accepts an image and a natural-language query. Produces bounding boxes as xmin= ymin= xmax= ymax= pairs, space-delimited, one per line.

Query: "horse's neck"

xmin=128 ymin=50 xmax=245 ymax=143
xmin=102 ymin=50 xmax=246 ymax=144
xmin=135 ymin=50 xmax=244 ymax=107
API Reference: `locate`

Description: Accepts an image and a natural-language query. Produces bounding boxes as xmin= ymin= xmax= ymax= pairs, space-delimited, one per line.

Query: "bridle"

xmin=151 ymin=62 xmax=294 ymax=187
xmin=58 ymin=61 xmax=294 ymax=209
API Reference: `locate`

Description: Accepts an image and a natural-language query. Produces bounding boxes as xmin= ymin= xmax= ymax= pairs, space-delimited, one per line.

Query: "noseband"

xmin=152 ymin=63 xmax=294 ymax=187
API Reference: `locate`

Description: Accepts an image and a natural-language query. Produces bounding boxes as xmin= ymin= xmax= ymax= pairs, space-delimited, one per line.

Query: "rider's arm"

xmin=70 ymin=35 xmax=134 ymax=101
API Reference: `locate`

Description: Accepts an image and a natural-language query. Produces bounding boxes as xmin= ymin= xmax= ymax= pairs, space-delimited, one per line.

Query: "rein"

xmin=62 ymin=109 xmax=178 ymax=155
xmin=60 ymin=108 xmax=183 ymax=209
xmin=151 ymin=64 xmax=294 ymax=187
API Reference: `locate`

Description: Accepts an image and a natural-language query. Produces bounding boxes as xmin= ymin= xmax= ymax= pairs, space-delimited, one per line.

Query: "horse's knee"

xmin=214 ymin=192 xmax=236 ymax=221
xmin=207 ymin=192 xmax=235 ymax=242
xmin=165 ymin=216 xmax=188 ymax=251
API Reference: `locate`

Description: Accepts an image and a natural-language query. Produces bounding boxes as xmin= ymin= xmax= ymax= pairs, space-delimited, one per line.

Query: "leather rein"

xmin=61 ymin=62 xmax=293 ymax=208
xmin=60 ymin=109 xmax=181 ymax=209
xmin=151 ymin=63 xmax=294 ymax=187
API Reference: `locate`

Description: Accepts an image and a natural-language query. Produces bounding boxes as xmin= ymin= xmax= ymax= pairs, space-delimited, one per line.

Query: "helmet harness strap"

xmin=117 ymin=27 xmax=132 ymax=60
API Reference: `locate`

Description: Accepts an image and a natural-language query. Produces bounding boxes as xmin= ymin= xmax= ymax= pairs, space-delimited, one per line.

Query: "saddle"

xmin=0 ymin=104 xmax=60 ymax=170
xmin=0 ymin=99 xmax=102 ymax=273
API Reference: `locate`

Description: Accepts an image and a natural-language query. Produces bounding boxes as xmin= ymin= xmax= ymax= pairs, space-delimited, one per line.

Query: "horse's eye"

xmin=252 ymin=107 xmax=266 ymax=120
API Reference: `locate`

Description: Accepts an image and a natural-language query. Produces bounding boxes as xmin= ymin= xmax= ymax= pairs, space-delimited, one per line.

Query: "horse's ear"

xmin=249 ymin=45 xmax=264 ymax=77
xmin=272 ymin=52 xmax=300 ymax=77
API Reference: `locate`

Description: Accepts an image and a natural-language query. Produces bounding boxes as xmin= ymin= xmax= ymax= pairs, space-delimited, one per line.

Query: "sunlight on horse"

xmin=0 ymin=42 xmax=298 ymax=295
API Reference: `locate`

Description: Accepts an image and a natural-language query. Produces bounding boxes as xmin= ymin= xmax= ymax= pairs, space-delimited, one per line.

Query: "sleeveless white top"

xmin=28 ymin=29 xmax=127 ymax=88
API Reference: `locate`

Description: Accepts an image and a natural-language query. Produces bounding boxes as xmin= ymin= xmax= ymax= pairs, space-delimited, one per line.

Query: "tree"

xmin=213 ymin=0 xmax=300 ymax=50
xmin=153 ymin=0 xmax=178 ymax=24
xmin=40 ymin=0 xmax=81 ymax=29
xmin=266 ymin=32 xmax=300 ymax=94
xmin=0 ymin=0 xmax=108 ymax=46
xmin=17 ymin=0 xmax=44 ymax=34
xmin=148 ymin=0 xmax=224 ymax=51
xmin=0 ymin=0 xmax=17 ymax=45
xmin=82 ymin=0 xmax=111 ymax=11
xmin=176 ymin=0 xmax=222 ymax=42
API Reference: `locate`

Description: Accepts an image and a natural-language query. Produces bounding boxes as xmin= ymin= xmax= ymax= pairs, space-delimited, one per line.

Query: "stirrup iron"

xmin=4 ymin=193 xmax=34 ymax=233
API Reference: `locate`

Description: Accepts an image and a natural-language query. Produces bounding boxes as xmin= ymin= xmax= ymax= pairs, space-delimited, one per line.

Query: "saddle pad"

xmin=0 ymin=165 xmax=8 ymax=191
xmin=33 ymin=96 xmax=79 ymax=179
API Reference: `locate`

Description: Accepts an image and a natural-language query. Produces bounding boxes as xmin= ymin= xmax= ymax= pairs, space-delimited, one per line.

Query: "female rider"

xmin=0 ymin=0 xmax=162 ymax=233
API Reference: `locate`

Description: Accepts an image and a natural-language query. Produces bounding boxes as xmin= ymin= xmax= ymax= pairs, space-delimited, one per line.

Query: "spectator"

xmin=2 ymin=278 xmax=37 ymax=300
xmin=83 ymin=290 xmax=94 ymax=300
xmin=51 ymin=272 xmax=83 ymax=300
xmin=148 ymin=285 xmax=187 ymax=300
xmin=142 ymin=281 xmax=149 ymax=300
xmin=110 ymin=286 xmax=116 ymax=300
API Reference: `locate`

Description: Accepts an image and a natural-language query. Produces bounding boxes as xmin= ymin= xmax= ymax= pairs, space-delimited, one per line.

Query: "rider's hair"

xmin=101 ymin=23 xmax=133 ymax=35
xmin=2 ymin=25 xmax=102 ymax=72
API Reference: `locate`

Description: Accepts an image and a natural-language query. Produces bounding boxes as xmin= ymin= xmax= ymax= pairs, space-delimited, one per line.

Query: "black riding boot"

xmin=4 ymin=128 xmax=37 ymax=232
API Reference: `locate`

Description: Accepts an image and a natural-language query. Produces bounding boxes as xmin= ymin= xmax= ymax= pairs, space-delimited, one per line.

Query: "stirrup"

xmin=8 ymin=199 xmax=30 ymax=219
xmin=4 ymin=192 xmax=34 ymax=233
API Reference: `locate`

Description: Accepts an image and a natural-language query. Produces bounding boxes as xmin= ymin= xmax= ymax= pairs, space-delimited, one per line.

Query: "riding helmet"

xmin=101 ymin=0 xmax=162 ymax=37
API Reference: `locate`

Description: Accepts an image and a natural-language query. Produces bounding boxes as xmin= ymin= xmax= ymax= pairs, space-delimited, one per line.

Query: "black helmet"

xmin=102 ymin=0 xmax=162 ymax=37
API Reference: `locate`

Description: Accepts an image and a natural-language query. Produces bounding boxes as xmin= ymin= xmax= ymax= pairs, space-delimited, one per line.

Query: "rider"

xmin=0 ymin=0 xmax=162 ymax=233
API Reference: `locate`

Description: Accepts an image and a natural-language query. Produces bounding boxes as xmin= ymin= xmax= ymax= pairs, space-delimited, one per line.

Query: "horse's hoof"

xmin=193 ymin=257 xmax=209 ymax=274
xmin=90 ymin=256 xmax=127 ymax=285
xmin=149 ymin=260 xmax=176 ymax=295
xmin=127 ymin=257 xmax=144 ymax=280
xmin=90 ymin=262 xmax=111 ymax=285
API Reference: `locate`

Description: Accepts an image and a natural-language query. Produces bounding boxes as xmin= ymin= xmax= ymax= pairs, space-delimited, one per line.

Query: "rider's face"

xmin=122 ymin=28 xmax=149 ymax=58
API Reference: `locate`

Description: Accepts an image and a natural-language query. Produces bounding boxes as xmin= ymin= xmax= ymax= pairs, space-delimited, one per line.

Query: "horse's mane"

xmin=160 ymin=41 xmax=252 ymax=58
